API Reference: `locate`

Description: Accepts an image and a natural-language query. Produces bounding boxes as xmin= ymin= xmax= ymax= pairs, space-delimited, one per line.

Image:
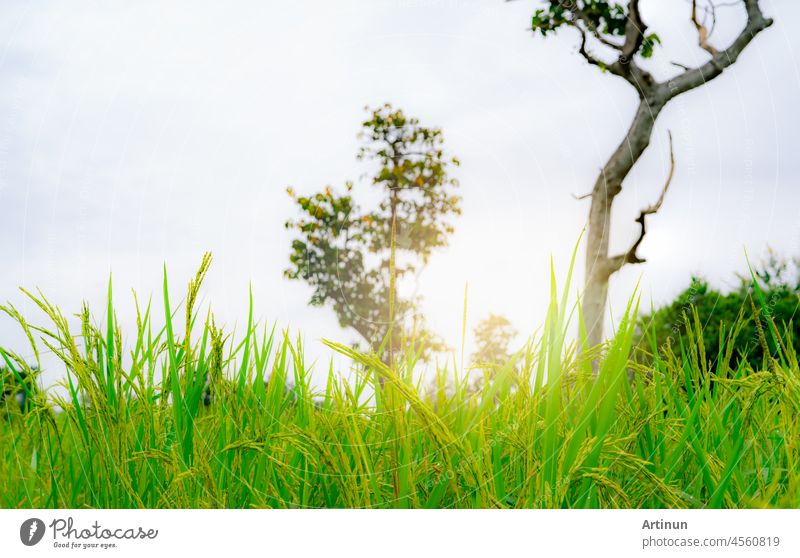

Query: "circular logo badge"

xmin=20 ymin=518 xmax=45 ymax=546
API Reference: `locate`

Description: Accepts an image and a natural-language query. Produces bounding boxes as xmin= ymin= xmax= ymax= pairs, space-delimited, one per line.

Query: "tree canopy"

xmin=472 ymin=314 xmax=518 ymax=369
xmin=285 ymin=104 xmax=460 ymax=357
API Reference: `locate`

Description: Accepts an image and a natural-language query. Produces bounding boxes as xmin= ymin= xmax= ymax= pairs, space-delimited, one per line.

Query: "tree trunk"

xmin=387 ymin=189 xmax=399 ymax=371
xmin=583 ymin=95 xmax=666 ymax=351
xmin=582 ymin=258 xmax=610 ymax=351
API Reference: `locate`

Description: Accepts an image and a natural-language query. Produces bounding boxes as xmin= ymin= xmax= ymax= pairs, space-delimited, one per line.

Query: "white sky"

xmin=1 ymin=0 xmax=798 ymax=386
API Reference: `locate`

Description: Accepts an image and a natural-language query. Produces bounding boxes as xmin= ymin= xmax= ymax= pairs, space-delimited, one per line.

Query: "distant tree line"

xmin=636 ymin=251 xmax=800 ymax=370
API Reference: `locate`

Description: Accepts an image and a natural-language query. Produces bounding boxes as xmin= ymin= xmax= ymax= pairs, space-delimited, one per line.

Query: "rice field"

xmin=1 ymin=253 xmax=799 ymax=509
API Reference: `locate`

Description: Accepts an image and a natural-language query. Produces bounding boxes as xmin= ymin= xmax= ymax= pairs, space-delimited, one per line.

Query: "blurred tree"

xmin=472 ymin=314 xmax=518 ymax=368
xmin=528 ymin=1 xmax=773 ymax=360
xmin=1 ymin=365 xmax=38 ymax=415
xmin=636 ymin=250 xmax=800 ymax=370
xmin=285 ymin=104 xmax=460 ymax=362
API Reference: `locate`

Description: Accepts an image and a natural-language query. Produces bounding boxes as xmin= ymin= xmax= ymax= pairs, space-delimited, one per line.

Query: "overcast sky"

xmin=1 ymin=0 xmax=798 ymax=385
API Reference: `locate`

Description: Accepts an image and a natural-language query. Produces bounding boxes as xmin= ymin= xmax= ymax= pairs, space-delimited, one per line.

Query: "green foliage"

xmin=285 ymin=104 xmax=460 ymax=354
xmin=530 ymin=1 xmax=661 ymax=59
xmin=637 ymin=251 xmax=800 ymax=370
xmin=532 ymin=2 xmax=627 ymax=37
xmin=1 ymin=254 xmax=800 ymax=508
xmin=640 ymin=33 xmax=661 ymax=58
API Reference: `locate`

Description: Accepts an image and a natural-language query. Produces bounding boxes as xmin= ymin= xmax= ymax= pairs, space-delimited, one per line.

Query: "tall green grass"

xmin=1 ymin=253 xmax=799 ymax=508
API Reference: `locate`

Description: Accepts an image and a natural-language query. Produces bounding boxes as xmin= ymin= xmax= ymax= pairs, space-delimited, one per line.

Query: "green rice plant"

xmin=0 ymin=249 xmax=799 ymax=509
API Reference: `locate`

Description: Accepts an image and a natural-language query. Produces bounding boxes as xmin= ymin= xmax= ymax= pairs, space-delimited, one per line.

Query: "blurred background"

xmin=1 ymin=0 xmax=798 ymax=386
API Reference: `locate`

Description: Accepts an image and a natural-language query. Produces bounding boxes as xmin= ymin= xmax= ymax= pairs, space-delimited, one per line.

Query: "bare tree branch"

xmin=577 ymin=27 xmax=610 ymax=69
xmin=692 ymin=0 xmax=719 ymax=56
xmin=572 ymin=190 xmax=593 ymax=201
xmin=620 ymin=0 xmax=646 ymax=60
xmin=572 ymin=8 xmax=624 ymax=51
xmin=663 ymin=0 xmax=772 ymax=100
xmin=559 ymin=0 xmax=657 ymax=97
xmin=671 ymin=61 xmax=692 ymax=71
xmin=604 ymin=0 xmax=659 ymax=96
xmin=608 ymin=131 xmax=675 ymax=273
